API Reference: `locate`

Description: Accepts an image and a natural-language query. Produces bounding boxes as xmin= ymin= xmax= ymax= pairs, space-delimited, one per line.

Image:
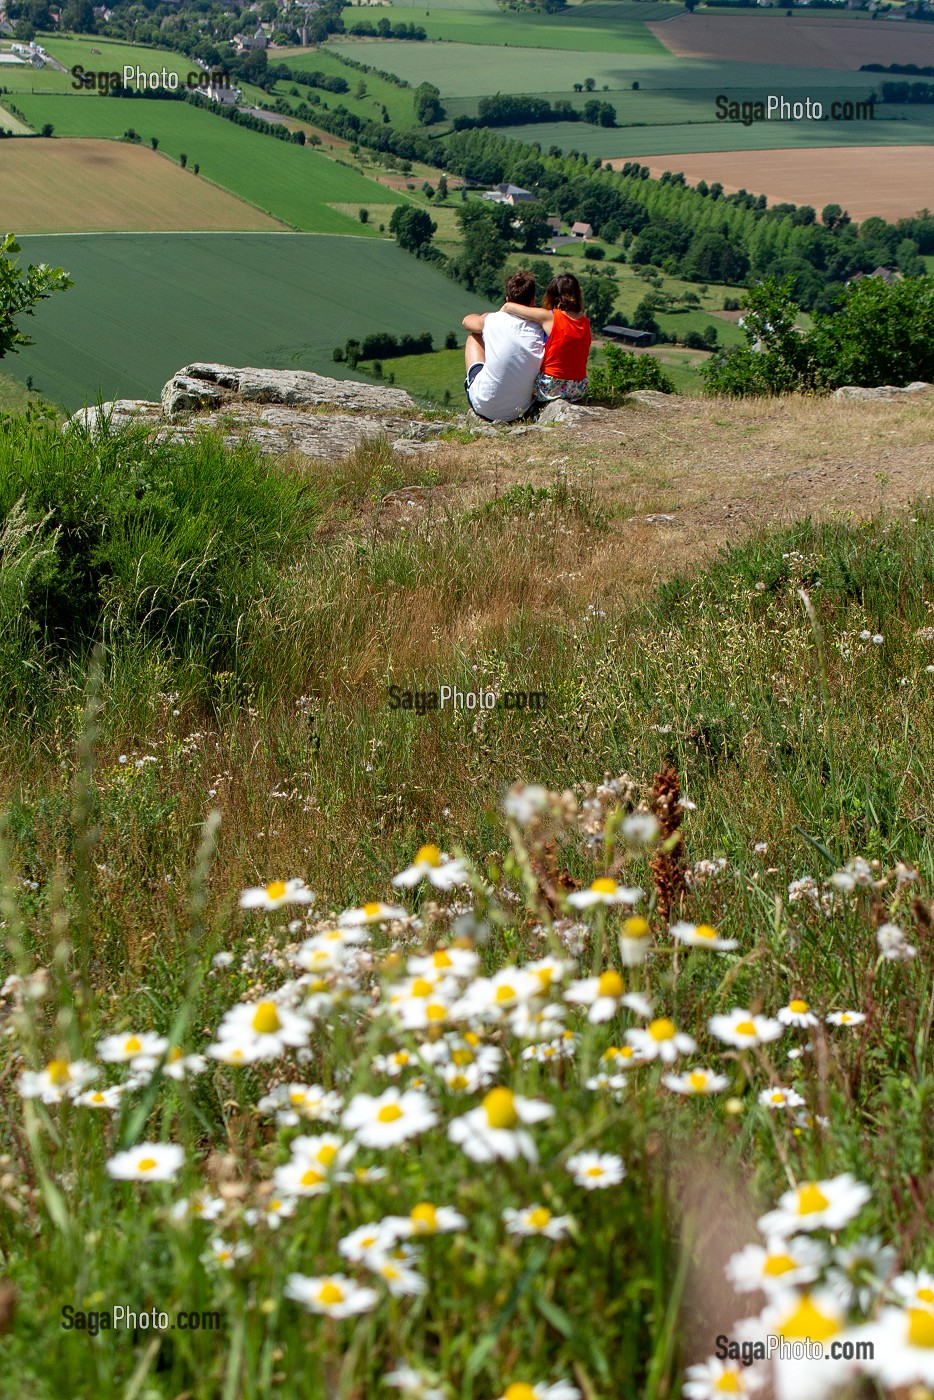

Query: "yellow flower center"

xmin=713 ymin=1373 xmax=742 ymax=1394
xmin=270 ymin=1200 xmax=282 ymax=1211
xmin=494 ymin=984 xmax=516 ymax=1004
xmin=649 ymin=1018 xmax=676 ymax=1042
xmin=252 ymin=1002 xmax=281 ymax=1035
xmin=433 ymin=950 xmax=453 ymax=967
xmin=449 ymin=1074 xmax=469 ymax=1090
xmin=918 ymin=1288 xmax=934 ymax=1305
xmin=622 ymin=917 xmax=650 ymax=940
xmin=464 ymin=1032 xmax=480 ymax=1046
xmin=527 ymin=1207 xmax=551 ymax=1229
xmin=136 ymin=1157 xmax=158 ymax=1173
xmin=415 ymin=844 xmax=440 ymax=867
xmin=316 ymin=1144 xmax=337 ymax=1166
xmin=597 ymin=970 xmax=624 ymax=1000
xmin=168 ymin=1047 xmax=183 ymax=1063
xmin=410 ymin=1202 xmax=437 ymax=1232
xmin=503 ymin=1386 xmax=537 ymax=1400
xmin=300 ymin=1168 xmax=325 ymax=1187
xmin=265 ymin=881 xmax=287 ymax=901
xmin=585 ymin=1166 xmax=604 ymax=1178
xmin=317 ymin=1282 xmax=343 ymax=1305
xmin=796 ymin=1183 xmax=830 ymax=1216
xmin=789 ymin=999 xmax=809 ymax=1014
xmin=840 ymin=1013 xmax=854 ymax=1023
xmin=452 ymin=1049 xmax=475 ymax=1066
xmin=771 ymin=1092 xmax=786 ymax=1104
xmin=734 ymin=1019 xmax=756 ymax=1037
xmin=483 ymin=1087 xmax=518 ymax=1130
xmin=91 ymin=1092 xmax=106 ymax=1103
xmin=363 ymin=902 xmax=382 ymax=917
xmin=124 ymin=1036 xmax=142 ymax=1054
xmin=778 ymin=1293 xmax=840 ymax=1343
xmin=694 ymin=924 xmax=718 ymax=941
xmin=377 ymin=1104 xmax=404 ymax=1123
xmin=46 ymin=1059 xmax=71 ymax=1085
xmin=290 ymin=1090 xmax=307 ymax=1103
xmin=426 ymin=1003 xmax=447 ymax=1022
xmin=591 ymin=877 xmax=617 ymax=895
xmin=763 ymin=1253 xmax=797 ymax=1277
xmin=411 ymin=978 xmax=433 ymax=998
xmin=908 ymin=1309 xmax=934 ymax=1348
xmin=688 ymin=1071 xmax=709 ymax=1091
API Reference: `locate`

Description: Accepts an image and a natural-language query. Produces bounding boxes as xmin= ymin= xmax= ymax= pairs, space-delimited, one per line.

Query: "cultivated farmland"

xmin=0 ymin=139 xmax=284 ymax=233
xmin=9 ymin=232 xmax=492 ymax=410
xmin=0 ymin=33 xmax=207 ymax=92
xmin=633 ymin=144 xmax=934 ymax=223
xmin=648 ymin=11 xmax=934 ymax=68
xmin=7 ymin=95 xmax=405 ymax=232
xmin=339 ymin=0 xmax=672 ymax=51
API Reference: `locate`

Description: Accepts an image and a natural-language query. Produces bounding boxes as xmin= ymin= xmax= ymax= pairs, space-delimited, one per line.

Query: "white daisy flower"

xmin=169 ymin=1191 xmax=225 ymax=1224
xmin=18 ymin=1058 xmax=98 ymax=1103
xmin=503 ymin=783 xmax=549 ymax=825
xmin=244 ymin=1195 xmax=296 ymax=1229
xmin=708 ymin=1009 xmax=784 ymax=1049
xmin=890 ymin=1269 xmax=934 ymax=1310
xmin=508 ymin=1002 xmax=567 ymax=1043
xmin=726 ymin=1235 xmax=827 ymax=1295
xmin=341 ymin=1088 xmax=438 ymax=1149
xmin=239 ymin=878 xmax=312 ymax=910
xmin=621 ymin=992 xmax=653 ymax=1018
xmin=74 ymin=1084 xmax=123 ymax=1110
xmin=777 ymin=999 xmax=819 ymax=1028
xmin=106 ymin=1142 xmax=184 ymax=1182
xmin=407 ymin=946 xmax=479 ymax=980
xmin=827 ymin=1236 xmax=897 ymax=1311
xmin=339 ymin=1221 xmax=398 ymax=1262
xmin=826 ymin=1010 xmax=866 ymax=1027
xmin=440 ymin=1060 xmax=490 ymax=1093
xmin=567 ymin=877 xmax=642 ymax=910
xmin=876 ymin=922 xmax=916 ymax=962
xmin=284 ymin=1273 xmax=378 ymax=1318
xmin=757 ymin=1174 xmax=872 ymax=1235
xmin=565 ymin=1151 xmax=625 ymax=1190
xmin=365 ymin=1253 xmax=427 ymax=1297
xmin=385 ymin=1202 xmax=467 ymax=1238
xmin=339 ymin=900 xmax=408 ymax=926
xmin=625 ymin=1017 xmax=697 ymax=1064
xmin=448 ymin=1087 xmax=553 ymax=1164
xmin=455 ymin=967 xmax=541 ymax=1020
xmin=97 ymin=1031 xmax=168 ymax=1064
xmin=204 ymin=1237 xmax=249 ymax=1270
xmin=622 ymin=812 xmax=660 ymax=848
xmin=496 ymin=1384 xmax=581 ymax=1400
xmin=206 ymin=1036 xmax=262 ymax=1067
xmin=565 ymin=969 xmax=630 ymax=1023
xmin=601 ymin=1044 xmax=643 ymax=1071
xmin=758 ymin=1086 xmax=805 ymax=1110
xmin=214 ymin=999 xmax=310 ymax=1060
xmin=584 ymin=1071 xmax=627 ymax=1095
xmin=524 ymin=956 xmax=574 ymax=996
xmin=502 ymin=1205 xmax=572 ymax=1240
xmin=522 ymin=1039 xmax=576 ymax=1065
xmin=392 ymin=844 xmax=470 ymax=889
xmin=670 ymin=921 xmax=738 ymax=951
xmin=273 ymin=1133 xmax=355 ymax=1196
xmin=384 ymin=1365 xmax=445 ymax=1398
xmin=856 ymin=1304 xmax=934 ymax=1389
xmin=663 ymin=1068 xmax=729 ymax=1095
xmin=682 ymin=1356 xmax=764 ymax=1398
xmin=618 ymin=916 xmax=652 ymax=966
xmin=130 ymin=1047 xmax=208 ymax=1083
xmin=257 ymin=1082 xmax=343 ymax=1124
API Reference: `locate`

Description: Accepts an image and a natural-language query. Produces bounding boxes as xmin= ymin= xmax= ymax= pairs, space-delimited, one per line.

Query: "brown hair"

xmin=543 ymin=272 xmax=583 ymax=314
xmin=504 ymin=268 xmax=537 ymax=306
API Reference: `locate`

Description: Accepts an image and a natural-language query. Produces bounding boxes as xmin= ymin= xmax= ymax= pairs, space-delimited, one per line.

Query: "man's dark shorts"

xmin=464 ymin=362 xmax=493 ymax=421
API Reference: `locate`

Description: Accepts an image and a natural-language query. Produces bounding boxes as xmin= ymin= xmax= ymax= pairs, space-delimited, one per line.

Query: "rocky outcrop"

xmin=834 ymin=381 xmax=932 ymax=401
xmin=160 ymin=364 xmax=415 ymax=419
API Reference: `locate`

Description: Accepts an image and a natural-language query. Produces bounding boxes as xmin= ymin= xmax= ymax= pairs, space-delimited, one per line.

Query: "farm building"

xmin=602 ymin=325 xmax=657 ymax=347
xmin=485 ymin=183 xmax=537 ymax=206
xmin=545 ymin=216 xmax=561 ymax=232
xmin=847 ymin=266 xmax=901 ymax=286
xmin=207 ymin=81 xmax=240 ymax=105
xmin=571 ymin=221 xmax=593 ymax=239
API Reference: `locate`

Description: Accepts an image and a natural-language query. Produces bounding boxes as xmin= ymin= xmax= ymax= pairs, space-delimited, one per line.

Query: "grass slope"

xmin=10 ymin=96 xmax=405 ymax=231
xmin=6 ymin=232 xmax=490 ymax=410
xmin=339 ymin=6 xmax=670 ymax=51
xmin=0 ymin=32 xmax=206 ymax=92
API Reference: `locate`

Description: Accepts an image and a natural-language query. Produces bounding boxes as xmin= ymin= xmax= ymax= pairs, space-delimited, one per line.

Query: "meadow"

xmin=5 ymin=233 xmax=487 ymax=410
xmin=0 ymin=140 xmax=284 ymax=233
xmin=338 ymin=3 xmax=671 ymax=51
xmin=3 ymin=393 xmax=934 ymax=1396
xmin=0 ymin=32 xmax=206 ymax=93
xmin=8 ymin=96 xmax=404 ymax=231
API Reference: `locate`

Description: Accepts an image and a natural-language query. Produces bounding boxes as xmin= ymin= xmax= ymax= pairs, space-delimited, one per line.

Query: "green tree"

xmin=451 ymin=203 xmax=509 ymax=295
xmin=580 ymin=274 xmax=615 ymax=328
xmin=414 ymin=81 xmax=445 ymax=124
xmin=60 ymin=0 xmax=95 ymax=32
xmin=388 ymin=205 xmax=436 ymax=256
xmin=0 ymin=233 xmax=72 ymax=360
xmin=587 ymin=346 xmax=675 ymax=401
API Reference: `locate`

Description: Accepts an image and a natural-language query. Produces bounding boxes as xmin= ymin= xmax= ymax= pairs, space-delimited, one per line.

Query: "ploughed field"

xmin=648 ymin=11 xmax=934 ymax=68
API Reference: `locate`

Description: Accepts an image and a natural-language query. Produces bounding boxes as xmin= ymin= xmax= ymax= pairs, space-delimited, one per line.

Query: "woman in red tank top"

xmin=501 ymin=272 xmax=592 ymax=402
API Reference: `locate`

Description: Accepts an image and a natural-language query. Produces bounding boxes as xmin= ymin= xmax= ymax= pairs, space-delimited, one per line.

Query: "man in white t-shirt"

xmin=462 ymin=269 xmax=545 ymax=423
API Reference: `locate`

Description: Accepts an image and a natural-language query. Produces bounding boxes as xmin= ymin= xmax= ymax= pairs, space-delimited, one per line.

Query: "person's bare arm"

xmin=462 ymin=312 xmax=489 ymax=334
xmin=500 ymin=302 xmax=553 ymax=333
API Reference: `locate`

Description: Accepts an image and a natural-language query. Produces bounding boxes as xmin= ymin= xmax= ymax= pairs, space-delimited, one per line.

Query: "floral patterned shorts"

xmin=533 ymin=373 xmax=589 ymax=403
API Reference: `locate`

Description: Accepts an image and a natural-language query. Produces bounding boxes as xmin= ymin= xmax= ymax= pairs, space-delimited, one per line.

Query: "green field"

xmin=10 ymin=95 xmax=405 ymax=230
xmin=0 ymin=33 xmax=204 ymax=93
xmin=0 ymin=99 xmax=32 ymax=133
xmin=269 ymin=44 xmax=417 ymax=126
xmin=6 ymin=233 xmax=492 ymax=410
xmin=340 ymin=1 xmax=672 ymax=51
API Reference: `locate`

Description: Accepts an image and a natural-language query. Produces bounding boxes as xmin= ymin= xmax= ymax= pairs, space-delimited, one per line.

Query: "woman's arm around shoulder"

xmin=500 ymin=301 xmax=553 ymax=331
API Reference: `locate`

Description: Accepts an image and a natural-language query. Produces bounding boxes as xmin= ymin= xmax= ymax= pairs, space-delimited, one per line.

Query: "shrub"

xmin=583 ymin=245 xmax=605 ymax=261
xmin=587 ymin=347 xmax=675 ymax=402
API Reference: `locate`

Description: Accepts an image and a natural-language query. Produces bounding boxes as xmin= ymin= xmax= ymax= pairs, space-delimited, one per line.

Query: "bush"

xmin=587 ymin=346 xmax=675 ymax=403
xmin=445 ymin=331 xmax=458 ymax=350
xmin=0 ymin=418 xmax=320 ymax=703
xmin=583 ymin=245 xmax=605 ymax=261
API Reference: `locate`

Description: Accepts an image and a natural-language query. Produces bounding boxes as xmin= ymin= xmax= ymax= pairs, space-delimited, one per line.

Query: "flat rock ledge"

xmin=834 ymin=381 xmax=933 ymax=401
